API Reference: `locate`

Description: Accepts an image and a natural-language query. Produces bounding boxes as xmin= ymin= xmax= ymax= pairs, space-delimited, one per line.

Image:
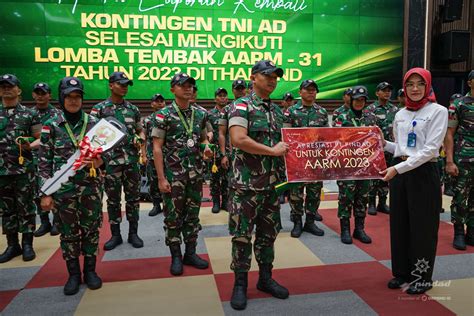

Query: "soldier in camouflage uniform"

xmin=284 ymin=79 xmax=328 ymax=238
xmin=331 ymin=88 xmax=352 ymax=126
xmin=281 ymin=92 xmax=295 ymax=112
xmin=209 ymin=87 xmax=229 ymax=213
xmin=443 ymin=93 xmax=464 ymax=197
xmin=91 ymin=72 xmax=145 ymax=250
xmin=0 ymin=74 xmax=40 ymax=263
xmin=366 ymin=82 xmax=398 ymax=215
xmin=144 ymin=93 xmax=166 ymax=217
xmin=152 ymin=73 xmax=212 ymax=276
xmin=278 ymin=92 xmax=295 ymax=205
xmin=232 ymin=79 xmax=247 ymax=101
xmin=446 ymin=70 xmax=474 ymax=250
xmin=228 ymin=60 xmax=290 ymax=310
xmin=334 ymin=86 xmax=376 ymax=245
xmin=39 ymin=77 xmax=103 ymax=295
xmin=397 ymin=88 xmax=405 ymax=108
xmin=30 ymin=82 xmax=62 ymax=237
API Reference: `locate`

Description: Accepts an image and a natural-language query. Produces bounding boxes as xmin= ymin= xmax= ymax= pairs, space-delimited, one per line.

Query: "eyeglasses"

xmin=405 ymin=82 xmax=427 ymax=89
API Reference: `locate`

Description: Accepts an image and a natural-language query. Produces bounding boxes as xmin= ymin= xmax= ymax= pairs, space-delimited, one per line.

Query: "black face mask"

xmin=350 ymin=104 xmax=363 ymax=118
xmin=63 ymin=108 xmax=82 ymax=126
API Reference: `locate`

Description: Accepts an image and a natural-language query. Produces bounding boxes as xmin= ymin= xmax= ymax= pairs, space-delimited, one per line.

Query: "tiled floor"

xmin=1 ymin=189 xmax=473 ymax=315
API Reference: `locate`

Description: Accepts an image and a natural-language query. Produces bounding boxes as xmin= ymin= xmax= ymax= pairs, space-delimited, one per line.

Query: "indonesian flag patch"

xmin=41 ymin=126 xmax=51 ymax=134
xmin=90 ymin=108 xmax=99 ymax=115
xmin=235 ymin=103 xmax=247 ymax=111
xmin=156 ymin=113 xmax=165 ymax=122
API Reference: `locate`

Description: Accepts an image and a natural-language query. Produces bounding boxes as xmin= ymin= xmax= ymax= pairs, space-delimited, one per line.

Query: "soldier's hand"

xmin=15 ymin=139 xmax=31 ymax=151
xmin=203 ymin=145 xmax=213 ymax=160
xmin=159 ymin=178 xmax=171 ymax=193
xmin=272 ymin=142 xmax=289 ymax=156
xmin=141 ymin=154 xmax=148 ymax=165
xmin=221 ymin=155 xmax=229 ymax=169
xmin=446 ymin=162 xmax=459 ymax=177
xmin=83 ymin=155 xmax=104 ymax=168
xmin=41 ymin=196 xmax=54 ymax=211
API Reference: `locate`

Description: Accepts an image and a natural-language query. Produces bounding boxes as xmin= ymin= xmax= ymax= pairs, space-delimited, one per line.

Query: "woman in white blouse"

xmin=380 ymin=68 xmax=448 ymax=295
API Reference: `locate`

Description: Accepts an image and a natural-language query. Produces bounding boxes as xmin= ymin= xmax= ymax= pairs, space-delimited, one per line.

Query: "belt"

xmin=397 ymin=156 xmax=438 ymax=162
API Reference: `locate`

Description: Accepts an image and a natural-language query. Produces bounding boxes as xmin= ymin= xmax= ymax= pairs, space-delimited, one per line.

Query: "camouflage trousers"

xmin=450 ymin=162 xmax=474 ymax=227
xmin=369 ymin=153 xmax=392 ymax=200
xmin=55 ymin=183 xmax=103 ymax=260
xmin=0 ymin=173 xmax=36 ymax=234
xmin=105 ymin=163 xmax=140 ymax=224
xmin=162 ymin=178 xmax=203 ymax=246
xmin=146 ymin=160 xmax=162 ymax=202
xmin=337 ymin=180 xmax=370 ymax=219
xmin=289 ymin=182 xmax=323 ymax=218
xmin=229 ymin=188 xmax=282 ymax=273
xmin=210 ymin=156 xmax=229 ymax=199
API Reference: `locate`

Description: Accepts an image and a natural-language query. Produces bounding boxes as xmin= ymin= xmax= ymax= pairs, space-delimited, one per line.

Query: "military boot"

xmin=22 ymin=233 xmax=36 ymax=261
xmin=148 ymin=199 xmax=163 ymax=216
xmin=368 ymin=196 xmax=377 ymax=215
xmin=256 ymin=264 xmax=289 ymax=299
xmin=64 ymin=258 xmax=81 ymax=295
xmin=128 ymin=221 xmax=144 ymax=248
xmin=169 ymin=243 xmax=183 ymax=275
xmin=376 ymin=196 xmax=390 ymax=214
xmin=34 ymin=213 xmax=51 ymax=237
xmin=221 ymin=195 xmax=228 ymax=212
xmin=453 ymin=223 xmax=466 ymax=250
xmin=290 ymin=215 xmax=303 ymax=238
xmin=313 ymin=209 xmax=323 ymax=221
xmin=212 ymin=196 xmax=220 ymax=213
xmin=103 ymin=224 xmax=123 ymax=251
xmin=230 ymin=272 xmax=248 ymax=310
xmin=183 ymin=242 xmax=208 ymax=269
xmin=340 ymin=218 xmax=352 ymax=244
xmin=0 ymin=233 xmax=22 ymax=263
xmin=50 ymin=213 xmax=60 ymax=236
xmin=466 ymin=226 xmax=474 ymax=246
xmin=83 ymin=256 xmax=102 ymax=290
xmin=303 ymin=214 xmax=324 ymax=236
xmin=353 ymin=217 xmax=372 ymax=244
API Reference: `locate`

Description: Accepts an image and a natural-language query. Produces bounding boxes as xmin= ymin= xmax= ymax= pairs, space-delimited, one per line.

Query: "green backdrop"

xmin=0 ymin=0 xmax=404 ymax=101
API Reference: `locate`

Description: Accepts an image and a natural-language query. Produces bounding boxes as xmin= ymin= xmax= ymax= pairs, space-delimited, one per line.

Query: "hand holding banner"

xmin=282 ymin=127 xmax=387 ymax=182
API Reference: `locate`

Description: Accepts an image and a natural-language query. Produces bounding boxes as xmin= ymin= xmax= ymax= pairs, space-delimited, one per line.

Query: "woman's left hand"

xmin=380 ymin=166 xmax=398 ymax=182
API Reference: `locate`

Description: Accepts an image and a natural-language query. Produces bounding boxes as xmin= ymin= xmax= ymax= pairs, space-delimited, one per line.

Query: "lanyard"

xmin=351 ymin=118 xmax=363 ymax=127
xmin=172 ymin=102 xmax=194 ymax=138
xmin=64 ymin=112 xmax=88 ymax=148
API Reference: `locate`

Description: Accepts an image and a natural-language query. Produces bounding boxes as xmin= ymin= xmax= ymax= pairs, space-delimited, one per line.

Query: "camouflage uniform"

xmin=366 ymin=101 xmax=398 ymax=202
xmin=448 ymin=95 xmax=474 ymax=227
xmin=0 ymin=103 xmax=39 ymax=234
xmin=31 ymin=104 xmax=61 ymax=214
xmin=143 ymin=112 xmax=162 ymax=204
xmin=151 ymin=102 xmax=208 ymax=246
xmin=285 ymin=101 xmax=329 ymax=219
xmin=208 ymin=106 xmax=228 ymax=204
xmin=91 ymin=99 xmax=142 ymax=224
xmin=39 ymin=112 xmax=102 ymax=260
xmin=228 ymin=92 xmax=285 ymax=272
xmin=334 ymin=108 xmax=377 ymax=219
xmin=331 ymin=104 xmax=349 ymax=126
xmin=218 ymin=104 xmax=234 ymax=180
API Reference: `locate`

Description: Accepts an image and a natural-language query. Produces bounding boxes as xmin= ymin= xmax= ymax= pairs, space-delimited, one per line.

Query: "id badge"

xmin=407 ymin=132 xmax=416 ymax=147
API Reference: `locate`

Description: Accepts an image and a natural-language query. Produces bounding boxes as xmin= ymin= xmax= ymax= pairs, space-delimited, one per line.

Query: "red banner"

xmin=282 ymin=127 xmax=387 ymax=182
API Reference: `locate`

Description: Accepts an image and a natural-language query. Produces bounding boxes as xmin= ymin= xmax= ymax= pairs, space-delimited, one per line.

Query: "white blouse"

xmin=384 ymin=102 xmax=448 ymax=174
